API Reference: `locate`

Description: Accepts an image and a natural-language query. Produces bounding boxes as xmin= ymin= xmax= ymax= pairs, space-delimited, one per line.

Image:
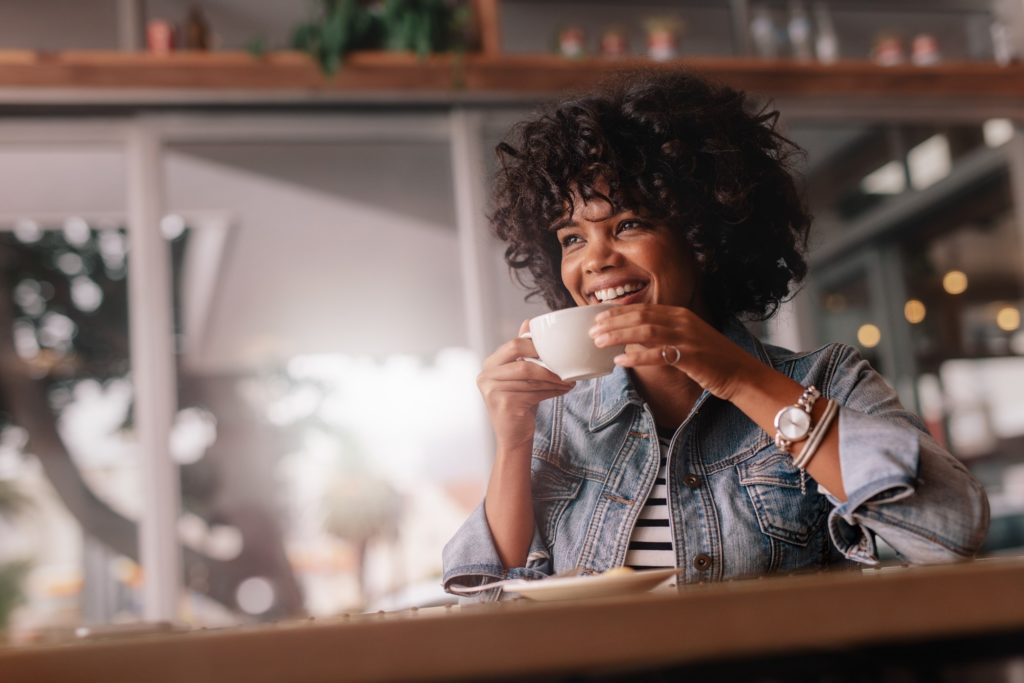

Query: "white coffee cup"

xmin=525 ymin=303 xmax=625 ymax=382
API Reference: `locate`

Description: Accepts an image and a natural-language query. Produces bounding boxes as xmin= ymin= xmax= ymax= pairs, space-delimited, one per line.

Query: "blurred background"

xmin=0 ymin=0 xmax=1022 ymax=639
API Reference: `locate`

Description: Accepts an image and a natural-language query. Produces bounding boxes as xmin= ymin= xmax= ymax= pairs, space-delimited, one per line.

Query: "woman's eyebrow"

xmin=549 ymin=218 xmax=576 ymax=232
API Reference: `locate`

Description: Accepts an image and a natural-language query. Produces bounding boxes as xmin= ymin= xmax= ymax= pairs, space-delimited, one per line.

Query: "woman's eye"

xmin=617 ymin=219 xmax=644 ymax=233
xmin=559 ymin=234 xmax=582 ymax=248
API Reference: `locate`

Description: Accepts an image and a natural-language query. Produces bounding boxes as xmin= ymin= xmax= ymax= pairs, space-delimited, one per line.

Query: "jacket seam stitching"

xmin=702 ymin=434 xmax=773 ymax=474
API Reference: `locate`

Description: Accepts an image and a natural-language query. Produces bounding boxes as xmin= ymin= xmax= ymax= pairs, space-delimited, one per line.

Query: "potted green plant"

xmin=292 ymin=0 xmax=471 ymax=76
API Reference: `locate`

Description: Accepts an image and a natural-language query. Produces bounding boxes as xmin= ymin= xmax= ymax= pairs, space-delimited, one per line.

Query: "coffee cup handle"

xmin=517 ymin=332 xmax=552 ymax=372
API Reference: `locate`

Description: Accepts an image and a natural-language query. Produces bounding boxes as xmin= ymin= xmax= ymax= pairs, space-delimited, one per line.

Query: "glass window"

xmin=807 ymin=133 xmax=1024 ymax=557
xmin=812 ymin=265 xmax=886 ymax=375
xmin=894 ymin=173 xmax=1024 ymax=554
xmin=164 ymin=141 xmax=489 ymax=622
xmin=0 ymin=219 xmax=141 ymax=637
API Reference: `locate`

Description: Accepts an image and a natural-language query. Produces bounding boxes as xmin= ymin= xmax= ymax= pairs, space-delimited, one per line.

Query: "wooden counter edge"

xmin=1 ymin=558 xmax=1023 ymax=683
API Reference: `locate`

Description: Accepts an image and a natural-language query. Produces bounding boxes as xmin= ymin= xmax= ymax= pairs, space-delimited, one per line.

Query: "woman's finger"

xmin=483 ymin=361 xmax=574 ymax=386
xmin=591 ymin=304 xmax=695 ymax=336
xmin=612 ymin=344 xmax=686 ymax=368
xmin=591 ymin=323 xmax=676 ymax=349
xmin=483 ymin=335 xmax=541 ymax=369
xmin=593 ymin=303 xmax=683 ymax=326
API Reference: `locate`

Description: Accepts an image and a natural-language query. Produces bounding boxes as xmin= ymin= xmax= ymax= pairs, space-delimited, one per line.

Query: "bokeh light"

xmin=942 ymin=270 xmax=968 ymax=295
xmin=996 ymin=306 xmax=1021 ymax=332
xmin=13 ymin=218 xmax=42 ymax=244
xmin=857 ymin=323 xmax=882 ymax=348
xmin=236 ymin=577 xmax=275 ymax=615
xmin=169 ymin=406 xmax=218 ymax=465
xmin=70 ymin=276 xmax=103 ymax=312
xmin=56 ymin=252 xmax=84 ymax=276
xmin=62 ymin=216 xmax=91 ymax=247
xmin=160 ymin=214 xmax=187 ymax=241
xmin=904 ymin=299 xmax=926 ymax=324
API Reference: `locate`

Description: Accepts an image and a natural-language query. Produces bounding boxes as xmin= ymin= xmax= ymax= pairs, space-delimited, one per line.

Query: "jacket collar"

xmin=587 ymin=316 xmax=772 ymax=431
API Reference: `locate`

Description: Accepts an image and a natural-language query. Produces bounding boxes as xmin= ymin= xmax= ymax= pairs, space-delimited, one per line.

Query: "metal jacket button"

xmin=683 ymin=473 xmax=701 ymax=488
xmin=693 ymin=554 xmax=712 ymax=570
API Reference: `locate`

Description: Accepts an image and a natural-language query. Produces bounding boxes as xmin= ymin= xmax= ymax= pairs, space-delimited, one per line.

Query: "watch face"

xmin=778 ymin=407 xmax=811 ymax=440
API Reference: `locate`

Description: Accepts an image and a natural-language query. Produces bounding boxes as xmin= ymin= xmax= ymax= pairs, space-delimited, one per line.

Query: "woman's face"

xmin=554 ymin=194 xmax=701 ymax=310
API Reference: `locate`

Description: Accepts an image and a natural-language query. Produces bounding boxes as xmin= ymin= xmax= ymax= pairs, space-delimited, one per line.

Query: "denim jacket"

xmin=443 ymin=318 xmax=990 ymax=597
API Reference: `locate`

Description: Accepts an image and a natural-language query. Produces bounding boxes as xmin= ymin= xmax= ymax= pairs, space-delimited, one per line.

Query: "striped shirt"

xmin=624 ymin=431 xmax=676 ymax=570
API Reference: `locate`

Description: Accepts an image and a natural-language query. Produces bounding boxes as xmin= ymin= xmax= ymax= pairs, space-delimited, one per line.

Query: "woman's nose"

xmin=582 ymin=237 xmax=620 ymax=274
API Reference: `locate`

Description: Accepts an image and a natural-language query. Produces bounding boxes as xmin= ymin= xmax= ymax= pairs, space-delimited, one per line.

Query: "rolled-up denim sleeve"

xmin=822 ymin=345 xmax=990 ymax=565
xmin=441 ymin=501 xmax=553 ymax=601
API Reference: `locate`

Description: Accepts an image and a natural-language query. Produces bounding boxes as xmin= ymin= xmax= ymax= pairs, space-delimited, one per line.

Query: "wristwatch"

xmin=773 ymin=386 xmax=820 ymax=452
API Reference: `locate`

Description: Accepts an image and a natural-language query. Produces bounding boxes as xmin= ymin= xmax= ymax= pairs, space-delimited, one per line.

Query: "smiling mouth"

xmin=592 ymin=282 xmax=648 ymax=303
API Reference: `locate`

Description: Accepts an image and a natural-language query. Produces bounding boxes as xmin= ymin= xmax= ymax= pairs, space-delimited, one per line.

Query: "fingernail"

xmin=593 ymin=334 xmax=609 ymax=347
xmin=588 ymin=325 xmax=600 ymax=337
xmin=613 ymin=354 xmax=628 ymax=365
xmin=595 ymin=311 xmax=609 ymax=321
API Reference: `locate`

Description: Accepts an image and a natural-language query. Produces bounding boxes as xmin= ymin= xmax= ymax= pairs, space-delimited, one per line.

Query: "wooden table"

xmin=2 ymin=558 xmax=1023 ymax=683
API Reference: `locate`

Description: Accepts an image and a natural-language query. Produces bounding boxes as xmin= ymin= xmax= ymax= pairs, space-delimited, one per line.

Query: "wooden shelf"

xmin=2 ymin=50 xmax=1024 ymax=110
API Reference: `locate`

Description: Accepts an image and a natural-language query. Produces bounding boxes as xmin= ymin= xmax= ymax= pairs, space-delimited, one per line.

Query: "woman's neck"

xmin=631 ymin=364 xmax=704 ymax=431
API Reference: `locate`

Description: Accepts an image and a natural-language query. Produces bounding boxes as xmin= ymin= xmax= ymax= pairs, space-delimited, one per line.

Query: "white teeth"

xmin=594 ymin=282 xmax=643 ymax=302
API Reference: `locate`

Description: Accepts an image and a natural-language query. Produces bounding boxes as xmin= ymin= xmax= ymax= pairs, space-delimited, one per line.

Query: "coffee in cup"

xmin=525 ymin=303 xmax=625 ymax=381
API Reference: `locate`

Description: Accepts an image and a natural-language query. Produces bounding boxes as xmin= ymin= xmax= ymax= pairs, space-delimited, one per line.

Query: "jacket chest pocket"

xmin=737 ymin=450 xmax=828 ymax=546
xmin=531 ymin=459 xmax=583 ymax=543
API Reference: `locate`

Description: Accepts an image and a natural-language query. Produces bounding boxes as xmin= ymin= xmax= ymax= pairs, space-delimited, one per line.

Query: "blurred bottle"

xmin=788 ymin=1 xmax=813 ymax=61
xmin=184 ymin=4 xmax=211 ymax=51
xmin=813 ymin=2 xmax=839 ymax=64
xmin=991 ymin=0 xmax=1021 ymax=65
xmin=599 ymin=25 xmax=630 ymax=58
xmin=911 ymin=33 xmax=941 ymax=66
xmin=146 ymin=19 xmax=176 ymax=54
xmin=992 ymin=20 xmax=1014 ymax=65
xmin=645 ymin=18 xmax=683 ymax=62
xmin=557 ymin=25 xmax=586 ymax=59
xmin=872 ymin=33 xmax=904 ymax=66
xmin=750 ymin=4 xmax=780 ymax=59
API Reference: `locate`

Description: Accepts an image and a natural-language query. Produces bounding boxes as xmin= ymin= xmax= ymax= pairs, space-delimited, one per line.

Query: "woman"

xmin=443 ymin=71 xmax=989 ymax=597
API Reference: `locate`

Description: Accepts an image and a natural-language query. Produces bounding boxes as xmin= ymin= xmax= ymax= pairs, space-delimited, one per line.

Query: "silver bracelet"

xmin=792 ymin=399 xmax=839 ymax=494
xmin=773 ymin=385 xmax=821 ymax=453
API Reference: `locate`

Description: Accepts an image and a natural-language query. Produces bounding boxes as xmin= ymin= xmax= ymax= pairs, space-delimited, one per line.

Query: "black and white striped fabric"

xmin=624 ymin=431 xmax=676 ymax=570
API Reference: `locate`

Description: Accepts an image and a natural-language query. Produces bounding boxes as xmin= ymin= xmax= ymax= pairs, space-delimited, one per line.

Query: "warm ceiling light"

xmin=857 ymin=323 xmax=882 ymax=348
xmin=996 ymin=306 xmax=1021 ymax=332
xmin=904 ymin=299 xmax=926 ymax=324
xmin=860 ymin=160 xmax=907 ymax=195
xmin=983 ymin=118 xmax=1014 ymax=148
xmin=908 ymin=134 xmax=952 ymax=190
xmin=942 ymin=270 xmax=968 ymax=295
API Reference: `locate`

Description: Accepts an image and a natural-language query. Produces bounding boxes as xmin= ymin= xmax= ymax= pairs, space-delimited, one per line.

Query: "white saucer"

xmin=506 ymin=568 xmax=678 ymax=602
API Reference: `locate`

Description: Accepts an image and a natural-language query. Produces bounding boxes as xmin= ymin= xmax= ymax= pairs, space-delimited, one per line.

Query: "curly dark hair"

xmin=491 ymin=70 xmax=811 ymax=321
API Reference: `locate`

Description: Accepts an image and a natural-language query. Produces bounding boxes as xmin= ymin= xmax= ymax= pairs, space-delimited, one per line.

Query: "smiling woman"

xmin=443 ymin=70 xmax=990 ymax=599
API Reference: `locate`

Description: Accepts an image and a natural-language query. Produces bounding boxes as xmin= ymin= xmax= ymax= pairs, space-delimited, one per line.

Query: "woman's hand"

xmin=589 ymin=304 xmax=766 ymax=401
xmin=477 ymin=321 xmax=576 ymax=453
